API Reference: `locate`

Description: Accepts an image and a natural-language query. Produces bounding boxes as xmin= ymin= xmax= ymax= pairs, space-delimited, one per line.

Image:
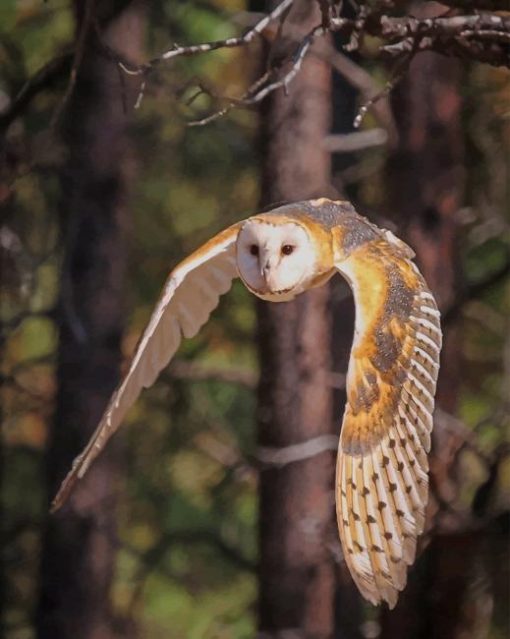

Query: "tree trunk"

xmin=257 ymin=3 xmax=335 ymax=637
xmin=36 ymin=4 xmax=142 ymax=638
xmin=380 ymin=4 xmax=465 ymax=636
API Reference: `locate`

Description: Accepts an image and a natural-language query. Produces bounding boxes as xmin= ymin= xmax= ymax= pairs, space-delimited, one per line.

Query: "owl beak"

xmin=260 ymin=256 xmax=276 ymax=284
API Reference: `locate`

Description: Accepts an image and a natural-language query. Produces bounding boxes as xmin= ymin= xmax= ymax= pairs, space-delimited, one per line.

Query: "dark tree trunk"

xmin=380 ymin=5 xmax=466 ymax=637
xmin=257 ymin=2 xmax=336 ymax=637
xmin=329 ymin=15 xmax=366 ymax=639
xmin=36 ymin=4 xmax=142 ymax=638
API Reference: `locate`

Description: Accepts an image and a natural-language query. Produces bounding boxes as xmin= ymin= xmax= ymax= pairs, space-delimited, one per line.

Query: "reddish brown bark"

xmin=257 ymin=2 xmax=336 ymax=637
xmin=36 ymin=4 xmax=142 ymax=639
xmin=380 ymin=6 xmax=466 ymax=638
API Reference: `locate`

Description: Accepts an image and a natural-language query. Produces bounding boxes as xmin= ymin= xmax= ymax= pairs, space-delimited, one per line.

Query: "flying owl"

xmin=51 ymin=198 xmax=442 ymax=608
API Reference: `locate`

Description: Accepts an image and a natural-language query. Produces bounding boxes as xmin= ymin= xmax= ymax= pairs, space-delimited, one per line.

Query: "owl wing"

xmin=51 ymin=222 xmax=242 ymax=512
xmin=334 ymin=231 xmax=442 ymax=608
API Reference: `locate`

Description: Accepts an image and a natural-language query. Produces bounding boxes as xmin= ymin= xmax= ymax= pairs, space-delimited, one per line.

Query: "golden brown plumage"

xmin=51 ymin=198 xmax=441 ymax=608
xmin=335 ymin=234 xmax=441 ymax=607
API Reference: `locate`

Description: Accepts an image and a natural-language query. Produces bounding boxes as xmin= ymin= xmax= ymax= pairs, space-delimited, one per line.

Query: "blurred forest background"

xmin=1 ymin=1 xmax=509 ymax=638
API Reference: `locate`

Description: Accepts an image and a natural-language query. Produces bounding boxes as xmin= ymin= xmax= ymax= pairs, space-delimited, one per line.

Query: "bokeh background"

xmin=1 ymin=1 xmax=509 ymax=638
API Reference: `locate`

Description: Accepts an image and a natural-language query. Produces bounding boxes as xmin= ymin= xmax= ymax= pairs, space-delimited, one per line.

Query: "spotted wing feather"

xmin=335 ymin=237 xmax=441 ymax=608
xmin=51 ymin=223 xmax=241 ymax=511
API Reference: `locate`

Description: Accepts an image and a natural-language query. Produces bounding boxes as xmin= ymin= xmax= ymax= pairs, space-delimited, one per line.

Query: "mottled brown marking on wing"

xmin=334 ymin=234 xmax=441 ymax=608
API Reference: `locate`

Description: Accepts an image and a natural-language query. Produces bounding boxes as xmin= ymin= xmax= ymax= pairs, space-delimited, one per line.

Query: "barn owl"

xmin=51 ymin=198 xmax=441 ymax=608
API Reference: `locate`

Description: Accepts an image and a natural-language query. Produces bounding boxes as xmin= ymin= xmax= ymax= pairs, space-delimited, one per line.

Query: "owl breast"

xmin=241 ymin=279 xmax=300 ymax=303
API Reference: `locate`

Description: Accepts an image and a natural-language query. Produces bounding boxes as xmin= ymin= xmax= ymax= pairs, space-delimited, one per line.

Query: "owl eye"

xmin=281 ymin=244 xmax=294 ymax=256
xmin=249 ymin=244 xmax=259 ymax=256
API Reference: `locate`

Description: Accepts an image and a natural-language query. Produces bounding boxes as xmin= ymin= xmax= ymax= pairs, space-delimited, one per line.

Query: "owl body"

xmin=51 ymin=198 xmax=442 ymax=609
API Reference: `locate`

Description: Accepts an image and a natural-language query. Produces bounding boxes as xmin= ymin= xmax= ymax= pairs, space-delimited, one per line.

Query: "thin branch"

xmin=353 ymin=46 xmax=417 ymax=128
xmin=166 ymin=360 xmax=257 ymax=388
xmin=122 ymin=0 xmax=296 ymax=110
xmin=185 ymin=9 xmax=510 ymax=126
xmin=243 ymin=25 xmax=322 ymax=103
xmin=375 ymin=13 xmax=510 ymax=66
xmin=323 ymin=128 xmax=389 ymax=152
xmin=164 ymin=362 xmax=344 ymax=391
xmin=256 ymin=434 xmax=338 ymax=468
xmin=50 ymin=0 xmax=95 ymax=127
xmin=0 ymin=53 xmax=72 ymax=133
xmin=377 ymin=13 xmax=510 ymax=39
xmin=187 ymin=70 xmax=272 ymax=127
xmin=118 ymin=0 xmax=295 ymax=77
xmin=5 ymin=2 xmax=510 ymax=132
xmin=314 ymin=39 xmax=398 ymax=138
xmin=188 ymin=24 xmax=322 ymax=125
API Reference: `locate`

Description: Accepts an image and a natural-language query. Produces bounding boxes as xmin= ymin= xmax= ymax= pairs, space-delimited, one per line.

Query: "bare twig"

xmin=187 ymin=70 xmax=272 ymax=127
xmin=353 ymin=56 xmax=412 ymax=129
xmin=50 ymin=0 xmax=95 ymax=127
xmin=376 ymin=13 xmax=510 ymax=66
xmin=166 ymin=360 xmax=257 ymax=388
xmin=120 ymin=0 xmax=296 ymax=110
xmin=256 ymin=434 xmax=338 ymax=468
xmin=323 ymin=128 xmax=389 ymax=152
xmin=378 ymin=13 xmax=510 ymax=39
xmin=164 ymin=362 xmax=344 ymax=391
xmin=118 ymin=0 xmax=295 ymax=77
xmin=185 ymin=9 xmax=510 ymax=126
xmin=188 ymin=23 xmax=322 ymax=125
xmin=314 ymin=40 xmax=398 ymax=138
xmin=0 ymin=53 xmax=72 ymax=133
xmin=5 ymin=1 xmax=510 ymax=129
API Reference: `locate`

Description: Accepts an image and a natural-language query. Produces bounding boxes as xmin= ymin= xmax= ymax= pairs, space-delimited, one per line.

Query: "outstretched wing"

xmin=335 ymin=233 xmax=441 ymax=608
xmin=51 ymin=223 xmax=242 ymax=512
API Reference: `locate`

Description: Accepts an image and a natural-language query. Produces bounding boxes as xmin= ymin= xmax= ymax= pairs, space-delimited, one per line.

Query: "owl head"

xmin=236 ymin=218 xmax=318 ymax=301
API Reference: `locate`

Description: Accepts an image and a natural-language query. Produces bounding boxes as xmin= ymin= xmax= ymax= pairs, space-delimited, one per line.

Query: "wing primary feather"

xmin=339 ymin=458 xmax=366 ymax=596
xmin=395 ymin=408 xmax=429 ymax=476
xmin=367 ymin=452 xmax=405 ymax=573
xmin=419 ymin=304 xmax=441 ymax=318
xmin=388 ymin=435 xmax=426 ymax=528
xmin=354 ymin=458 xmax=389 ymax=600
xmin=362 ymin=454 xmax=404 ymax=599
xmin=412 ymin=315 xmax=442 ymax=336
xmin=415 ymin=330 xmax=441 ymax=353
xmin=413 ymin=345 xmax=439 ymax=371
xmin=378 ymin=438 xmax=418 ymax=564
xmin=343 ymin=454 xmax=377 ymax=602
xmin=50 ymin=223 xmax=241 ymax=512
xmin=385 ymin=436 xmax=425 ymax=536
xmin=419 ymin=291 xmax=436 ymax=304
xmin=411 ymin=358 xmax=437 ymax=389
xmin=407 ymin=371 xmax=435 ymax=407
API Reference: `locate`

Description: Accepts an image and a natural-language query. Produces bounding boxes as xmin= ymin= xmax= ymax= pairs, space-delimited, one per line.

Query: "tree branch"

xmin=5 ymin=2 xmax=509 ymax=129
xmin=0 ymin=53 xmax=72 ymax=133
xmin=256 ymin=434 xmax=338 ymax=468
xmin=146 ymin=0 xmax=295 ymax=70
